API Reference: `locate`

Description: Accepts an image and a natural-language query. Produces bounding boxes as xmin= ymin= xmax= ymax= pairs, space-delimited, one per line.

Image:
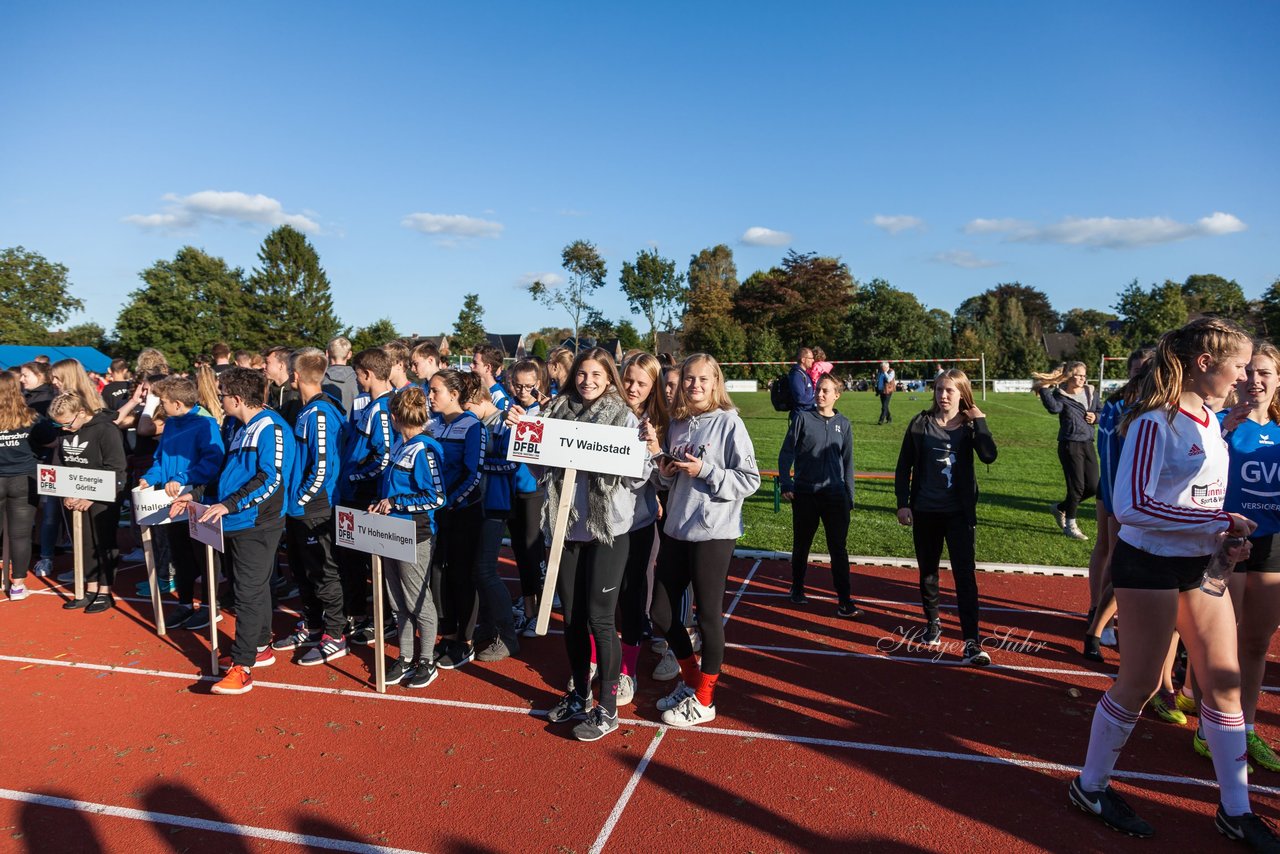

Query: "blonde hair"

xmin=0 ymin=372 xmax=35 ymax=432
xmin=1031 ymin=361 xmax=1086 ymax=390
xmin=622 ymin=352 xmax=670 ymax=441
xmin=927 ymin=369 xmax=975 ymax=415
xmin=51 ymin=359 xmax=105 ymax=412
xmin=670 ymin=353 xmax=736 ymax=420
xmin=1122 ymin=316 xmax=1252 ymax=432
xmin=48 ymin=391 xmax=88 ymax=422
xmin=1251 ymin=341 xmax=1280 ymax=426
xmin=194 ymin=366 xmax=224 ymax=423
xmin=136 ymin=348 xmax=170 ymax=379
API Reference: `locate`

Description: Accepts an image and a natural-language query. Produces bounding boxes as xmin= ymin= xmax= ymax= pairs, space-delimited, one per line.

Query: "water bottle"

xmin=1201 ymin=536 xmax=1245 ymax=596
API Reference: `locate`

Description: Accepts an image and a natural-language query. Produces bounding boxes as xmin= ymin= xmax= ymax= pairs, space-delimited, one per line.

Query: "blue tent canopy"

xmin=0 ymin=345 xmax=112 ymax=373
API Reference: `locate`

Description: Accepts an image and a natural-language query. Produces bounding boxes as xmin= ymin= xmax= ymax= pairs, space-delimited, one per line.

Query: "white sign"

xmin=992 ymin=379 xmax=1034 ymax=393
xmin=506 ymin=417 xmax=646 ymax=478
xmin=186 ymin=502 xmax=225 ymax=553
xmin=725 ymin=380 xmax=759 ymax=393
xmin=334 ymin=506 xmax=417 ymax=563
xmin=36 ymin=464 xmax=117 ymax=502
xmin=132 ymin=486 xmax=189 ymax=527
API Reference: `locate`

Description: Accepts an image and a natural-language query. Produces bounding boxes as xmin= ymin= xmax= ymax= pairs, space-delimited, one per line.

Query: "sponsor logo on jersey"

xmin=1188 ymin=443 xmax=1204 ymax=457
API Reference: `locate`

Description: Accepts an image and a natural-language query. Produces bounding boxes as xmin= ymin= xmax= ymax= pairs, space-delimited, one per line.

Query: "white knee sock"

xmin=1202 ymin=704 xmax=1250 ymax=816
xmin=1080 ymin=693 xmax=1139 ymax=792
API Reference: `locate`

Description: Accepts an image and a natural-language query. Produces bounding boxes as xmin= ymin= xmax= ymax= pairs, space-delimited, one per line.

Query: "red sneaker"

xmin=218 ymin=647 xmax=276 ymax=672
xmin=211 ymin=664 xmax=253 ymax=695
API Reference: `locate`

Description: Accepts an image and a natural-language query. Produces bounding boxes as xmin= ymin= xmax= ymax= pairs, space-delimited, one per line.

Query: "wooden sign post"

xmin=36 ymin=463 xmax=117 ymax=605
xmin=505 ymin=416 xmax=648 ymax=636
xmin=186 ymin=502 xmax=225 ymax=675
xmin=132 ymin=486 xmax=188 ymax=637
xmin=334 ymin=506 xmax=417 ymax=693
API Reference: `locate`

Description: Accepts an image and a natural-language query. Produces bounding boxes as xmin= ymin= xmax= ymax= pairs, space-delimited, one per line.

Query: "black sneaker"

xmin=406 ymin=659 xmax=438 ymax=690
xmin=1083 ymin=635 xmax=1105 ymax=662
xmin=85 ymin=594 xmax=114 ymax=614
xmin=383 ymin=616 xmax=399 ymax=642
xmin=298 ymin=634 xmax=348 ymax=667
xmin=170 ymin=604 xmax=198 ymax=628
xmin=436 ymin=641 xmax=473 ymax=670
xmin=182 ymin=606 xmax=219 ymax=631
xmin=1216 ymin=805 xmax=1280 ymax=851
xmin=836 ymin=601 xmax=862 ymax=619
xmin=272 ymin=621 xmax=322 ymax=651
xmin=62 ymin=592 xmax=96 ymax=610
xmin=386 ymin=658 xmax=413 ymax=683
xmin=347 ymin=619 xmax=376 ymax=646
xmin=573 ymin=706 xmax=619 ymax=742
xmin=963 ymin=639 xmax=991 ymax=666
xmin=789 ymin=588 xmax=809 ymax=605
xmin=547 ymin=690 xmax=592 ymax=723
xmin=921 ymin=620 xmax=942 ymax=647
xmin=1068 ymin=776 xmax=1153 ymax=838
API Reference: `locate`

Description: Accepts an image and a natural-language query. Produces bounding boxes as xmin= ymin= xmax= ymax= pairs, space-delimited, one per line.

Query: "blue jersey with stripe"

xmin=1096 ymin=397 xmax=1126 ymax=514
xmin=379 ymin=433 xmax=447 ymax=536
xmin=290 ymin=394 xmax=344 ymax=518
xmin=433 ymin=410 xmax=486 ymax=509
xmin=216 ymin=408 xmax=296 ymax=532
xmin=1221 ymin=413 xmax=1280 ymax=537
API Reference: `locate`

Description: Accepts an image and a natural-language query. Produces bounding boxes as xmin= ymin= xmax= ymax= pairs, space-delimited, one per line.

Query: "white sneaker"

xmin=8 ymin=585 xmax=28 ymax=601
xmin=650 ymin=638 xmax=669 ymax=655
xmin=661 ymin=694 xmax=716 ymax=728
xmin=1063 ymin=520 xmax=1089 ymax=541
xmin=1100 ymin=626 xmax=1118 ymax=647
xmin=688 ymin=627 xmax=702 ymax=653
xmin=656 ymin=681 xmax=695 ymax=712
xmin=616 ymin=673 xmax=636 ymax=707
xmin=652 ymin=649 xmax=679 ymax=681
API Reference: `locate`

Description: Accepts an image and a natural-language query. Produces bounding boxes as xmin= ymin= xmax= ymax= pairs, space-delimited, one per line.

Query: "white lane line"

xmin=5 ymin=652 xmax=1279 ymax=797
xmin=723 ymin=560 xmax=762 ymax=626
xmin=588 ymin=728 xmax=665 ymax=854
xmin=0 ymin=787 xmax=426 ymax=853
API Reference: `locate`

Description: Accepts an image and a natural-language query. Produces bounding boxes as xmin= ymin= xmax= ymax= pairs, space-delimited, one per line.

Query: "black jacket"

xmin=268 ymin=381 xmax=302 ymax=427
xmin=778 ymin=409 xmax=854 ymax=506
xmin=894 ymin=411 xmax=997 ymax=526
xmin=56 ymin=410 xmax=128 ymax=497
xmin=1038 ymin=386 xmax=1100 ymax=443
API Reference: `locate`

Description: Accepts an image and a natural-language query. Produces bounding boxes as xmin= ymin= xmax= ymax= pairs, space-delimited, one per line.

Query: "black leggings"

xmin=558 ymin=534 xmax=630 ymax=715
xmin=1056 ymin=439 xmax=1098 ymax=519
xmin=650 ymin=538 xmax=736 ymax=675
xmin=508 ymin=490 xmax=547 ymax=599
xmin=436 ymin=502 xmax=482 ymax=642
xmin=0 ymin=475 xmax=36 ymax=581
xmin=75 ymin=500 xmax=122 ymax=587
xmin=619 ymin=521 xmax=656 ymax=645
xmin=912 ymin=510 xmax=981 ymax=641
xmin=790 ymin=491 xmax=852 ymax=603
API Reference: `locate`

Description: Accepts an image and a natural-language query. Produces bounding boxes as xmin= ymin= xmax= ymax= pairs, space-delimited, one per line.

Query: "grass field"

xmin=732 ymin=388 xmax=1096 ymax=567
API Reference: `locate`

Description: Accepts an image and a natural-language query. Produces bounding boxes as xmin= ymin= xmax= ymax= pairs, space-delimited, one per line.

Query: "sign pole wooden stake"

xmin=142 ymin=526 xmax=166 ymax=635
xmin=72 ymin=510 xmax=85 ymax=602
xmin=372 ymin=555 xmax=386 ymax=694
xmin=535 ymin=468 xmax=577 ymax=636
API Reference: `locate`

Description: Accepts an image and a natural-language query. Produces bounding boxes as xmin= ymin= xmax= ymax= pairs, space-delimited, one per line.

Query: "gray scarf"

xmin=539 ymin=392 xmax=632 ymax=545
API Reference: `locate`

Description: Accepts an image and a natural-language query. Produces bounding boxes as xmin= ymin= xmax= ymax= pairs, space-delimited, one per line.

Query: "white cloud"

xmin=872 ymin=214 xmax=925 ymax=235
xmin=741 ymin=226 xmax=792 ymax=247
xmin=401 ymin=213 xmax=504 ymax=240
xmin=518 ymin=272 xmax=564 ymax=288
xmin=932 ymin=250 xmax=999 ymax=269
xmin=125 ymin=190 xmax=319 ymax=232
xmin=963 ymin=211 xmax=1246 ymax=248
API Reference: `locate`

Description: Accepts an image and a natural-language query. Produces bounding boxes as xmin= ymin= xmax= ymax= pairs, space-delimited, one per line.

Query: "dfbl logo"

xmin=39 ymin=468 xmax=56 ymax=488
xmin=337 ymin=510 xmax=355 ymax=544
xmin=512 ymin=419 xmax=544 ymax=457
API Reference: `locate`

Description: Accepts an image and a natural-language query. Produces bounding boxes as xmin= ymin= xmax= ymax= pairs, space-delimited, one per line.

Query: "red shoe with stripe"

xmin=211 ymin=664 xmax=253 ymax=695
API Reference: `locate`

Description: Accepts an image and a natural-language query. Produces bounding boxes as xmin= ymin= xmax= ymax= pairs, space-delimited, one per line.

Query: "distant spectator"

xmin=325 ymin=336 xmax=357 ymax=415
xmin=875 ymin=361 xmax=896 ymax=425
xmin=787 ymin=347 xmax=816 ymax=414
xmin=193 ymin=353 xmax=212 ymax=370
xmin=34 ymin=354 xmax=50 ymax=365
xmin=234 ymin=349 xmax=254 ymax=368
xmin=807 ymin=347 xmax=834 ymax=388
xmin=101 ymin=359 xmax=134 ymax=414
xmin=211 ymin=341 xmax=233 ymax=375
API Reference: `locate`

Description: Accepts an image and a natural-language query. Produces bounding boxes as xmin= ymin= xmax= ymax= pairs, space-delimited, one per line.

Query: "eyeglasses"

xmin=511 ymin=384 xmax=540 ymax=392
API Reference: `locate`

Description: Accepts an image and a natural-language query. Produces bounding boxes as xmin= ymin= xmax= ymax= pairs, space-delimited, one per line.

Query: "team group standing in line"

xmin=2 ymin=316 xmax=1280 ymax=846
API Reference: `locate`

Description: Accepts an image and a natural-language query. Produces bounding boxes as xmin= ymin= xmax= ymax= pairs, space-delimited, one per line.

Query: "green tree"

xmin=115 ymin=247 xmax=252 ymax=371
xmin=530 ymin=337 xmax=550 ymax=360
xmin=49 ymin=322 xmax=108 ymax=350
xmin=745 ymin=325 xmax=787 ymax=382
xmin=955 ymin=283 xmax=1059 ymax=339
xmin=683 ymin=244 xmax=739 ymax=353
xmin=350 ymin=318 xmax=400 ymax=353
xmin=731 ymin=251 xmax=854 ymax=354
xmin=1114 ymin=279 xmax=1188 ymax=347
xmin=1061 ymin=308 xmax=1118 ymax=336
xmin=840 ymin=279 xmax=947 ymax=362
xmin=0 ymin=246 xmax=84 ymax=344
xmin=688 ymin=314 xmax=747 ymax=371
xmin=246 ymin=225 xmax=341 ymax=349
xmin=1071 ymin=328 xmax=1127 ymax=379
xmin=615 ymin=319 xmax=643 ymax=352
xmin=620 ymin=248 xmax=686 ymax=353
xmin=529 ymin=239 xmax=607 ymax=346
xmin=1259 ymin=278 xmax=1280 ymax=340
xmin=1181 ymin=273 xmax=1248 ymax=322
xmin=451 ymin=293 xmax=487 ymax=351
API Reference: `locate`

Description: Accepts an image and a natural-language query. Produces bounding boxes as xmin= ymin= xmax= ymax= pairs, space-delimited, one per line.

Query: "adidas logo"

xmin=63 ymin=436 xmax=89 ymax=455
xmin=1188 ymin=443 xmax=1204 ymax=457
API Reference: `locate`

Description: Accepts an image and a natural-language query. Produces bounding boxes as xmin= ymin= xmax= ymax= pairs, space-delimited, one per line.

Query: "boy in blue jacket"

xmin=272 ymin=349 xmax=349 ymax=666
xmin=138 ymin=375 xmax=225 ymax=631
xmin=172 ymin=367 xmax=296 ymax=696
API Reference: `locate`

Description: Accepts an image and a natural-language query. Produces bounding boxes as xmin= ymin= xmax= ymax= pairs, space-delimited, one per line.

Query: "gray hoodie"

xmin=661 ymin=408 xmax=760 ymax=542
xmin=324 ymin=364 xmax=358 ymax=416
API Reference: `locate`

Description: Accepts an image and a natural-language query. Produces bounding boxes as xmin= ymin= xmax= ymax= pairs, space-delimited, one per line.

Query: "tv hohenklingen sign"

xmin=36 ymin=464 xmax=117 ymax=502
xmin=506 ymin=417 xmax=646 ymax=478
xmin=334 ymin=506 xmax=418 ymax=563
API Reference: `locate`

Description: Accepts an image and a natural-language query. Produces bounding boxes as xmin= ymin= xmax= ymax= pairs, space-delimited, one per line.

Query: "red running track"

xmin=1 ymin=551 xmax=1278 ymax=852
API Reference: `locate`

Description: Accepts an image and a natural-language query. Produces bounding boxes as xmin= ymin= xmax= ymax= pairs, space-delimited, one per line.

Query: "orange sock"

xmin=695 ymin=673 xmax=718 ymax=707
xmin=678 ymin=656 xmax=702 ymax=693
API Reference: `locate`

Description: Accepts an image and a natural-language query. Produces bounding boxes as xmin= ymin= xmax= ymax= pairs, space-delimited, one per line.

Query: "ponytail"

xmin=1121 ymin=317 xmax=1250 ymax=433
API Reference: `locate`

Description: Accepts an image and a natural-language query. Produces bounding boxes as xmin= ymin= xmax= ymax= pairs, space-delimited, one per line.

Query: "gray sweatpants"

xmin=383 ymin=536 xmax=438 ymax=664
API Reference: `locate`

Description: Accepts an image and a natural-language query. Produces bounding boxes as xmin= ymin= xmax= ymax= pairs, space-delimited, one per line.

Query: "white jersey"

xmin=1114 ymin=404 xmax=1231 ymax=556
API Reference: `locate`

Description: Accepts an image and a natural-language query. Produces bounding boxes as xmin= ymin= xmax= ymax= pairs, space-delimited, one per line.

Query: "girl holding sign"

xmin=48 ymin=392 xmax=127 ymax=612
xmin=373 ymin=386 xmax=447 ymax=689
xmin=649 ymin=354 xmax=760 ymax=728
xmin=506 ymin=347 xmax=657 ymax=741
xmin=505 ymin=359 xmax=549 ymax=636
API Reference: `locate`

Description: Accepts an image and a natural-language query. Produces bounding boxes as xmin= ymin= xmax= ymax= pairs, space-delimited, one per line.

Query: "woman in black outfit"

xmin=894 ymin=369 xmax=998 ymax=665
xmin=1032 ymin=361 xmax=1101 ymax=541
xmin=0 ymin=373 xmax=56 ymax=599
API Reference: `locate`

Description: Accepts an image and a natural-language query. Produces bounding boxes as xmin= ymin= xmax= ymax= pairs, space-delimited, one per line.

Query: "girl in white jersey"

xmin=1069 ymin=317 xmax=1279 ymax=848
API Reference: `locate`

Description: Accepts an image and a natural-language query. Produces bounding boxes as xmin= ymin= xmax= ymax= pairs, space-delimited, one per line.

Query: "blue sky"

xmin=2 ymin=2 xmax=1276 ymax=341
